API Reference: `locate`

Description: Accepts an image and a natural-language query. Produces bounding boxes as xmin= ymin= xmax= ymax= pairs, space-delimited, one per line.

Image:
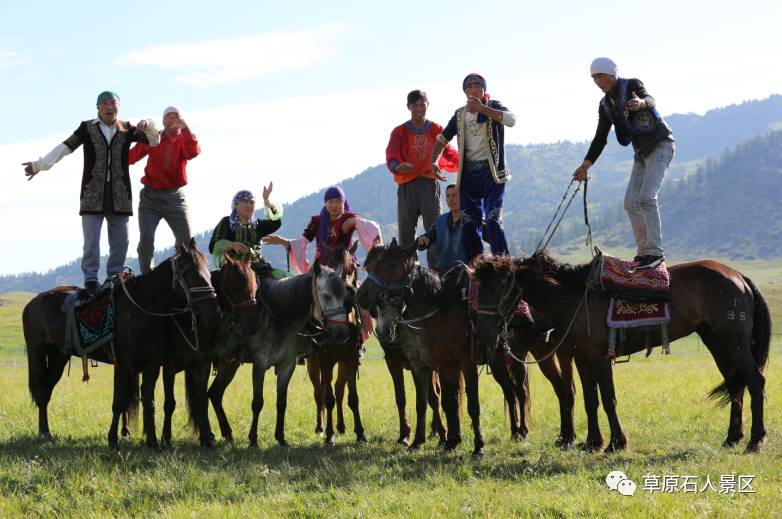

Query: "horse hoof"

xmin=121 ymin=428 xmax=131 ymax=438
xmin=337 ymin=424 xmax=346 ymax=435
xmin=248 ymin=440 xmax=258 ymax=449
xmin=277 ymin=439 xmax=289 ymax=448
xmin=511 ymin=431 xmax=528 ymax=443
xmin=555 ymin=438 xmax=576 ymax=451
xmin=356 ymin=435 xmax=368 ymax=444
xmin=408 ymin=440 xmax=424 ymax=450
xmin=224 ymin=434 xmax=234 ymax=444
xmin=471 ymin=448 xmax=485 ymax=459
xmin=315 ymin=426 xmax=324 ymax=435
xmin=397 ymin=437 xmax=410 ymax=447
xmin=745 ymin=434 xmax=766 ymax=453
xmin=578 ymin=440 xmax=603 ymax=453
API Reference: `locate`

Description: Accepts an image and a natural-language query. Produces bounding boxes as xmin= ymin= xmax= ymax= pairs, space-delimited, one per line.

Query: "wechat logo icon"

xmin=606 ymin=470 xmax=636 ymax=496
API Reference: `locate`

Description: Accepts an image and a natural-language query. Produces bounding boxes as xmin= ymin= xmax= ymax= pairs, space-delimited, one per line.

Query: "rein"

xmin=118 ymin=255 xmax=217 ymax=351
xmin=373 ymin=265 xmax=440 ymax=336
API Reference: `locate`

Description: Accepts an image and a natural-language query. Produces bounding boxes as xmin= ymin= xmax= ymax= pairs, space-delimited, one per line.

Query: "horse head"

xmin=310 ymin=261 xmax=350 ymax=344
xmin=173 ymin=238 xmax=220 ymax=325
xmin=466 ymin=254 xmax=523 ymax=352
xmin=356 ymin=237 xmax=417 ymax=344
xmin=220 ymin=253 xmax=260 ymax=336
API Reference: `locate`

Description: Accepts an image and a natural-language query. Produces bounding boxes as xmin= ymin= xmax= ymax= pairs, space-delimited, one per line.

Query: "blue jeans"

xmin=81 ymin=214 xmax=129 ymax=284
xmin=460 ymin=167 xmax=509 ymax=262
xmin=625 ymin=139 xmax=675 ymax=257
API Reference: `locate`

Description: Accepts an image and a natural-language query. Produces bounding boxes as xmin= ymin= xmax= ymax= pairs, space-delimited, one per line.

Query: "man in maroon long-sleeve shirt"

xmin=128 ymin=106 xmax=201 ymax=273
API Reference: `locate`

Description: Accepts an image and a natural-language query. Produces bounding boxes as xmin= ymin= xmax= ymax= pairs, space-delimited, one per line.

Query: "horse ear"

xmin=311 ymin=260 xmax=322 ymax=275
xmin=363 ymin=248 xmax=379 ymax=272
xmin=349 ymin=240 xmax=359 ymax=255
xmin=390 ymin=237 xmax=398 ymax=247
xmin=189 ymin=237 xmax=198 ymax=251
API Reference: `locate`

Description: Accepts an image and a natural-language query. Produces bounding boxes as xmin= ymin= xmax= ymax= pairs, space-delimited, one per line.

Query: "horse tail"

xmin=745 ymin=275 xmax=772 ymax=372
xmin=127 ymin=369 xmax=140 ymax=434
xmin=707 ymin=276 xmax=772 ymax=407
xmin=184 ymin=368 xmax=201 ymax=437
xmin=23 ymin=297 xmax=51 ymax=407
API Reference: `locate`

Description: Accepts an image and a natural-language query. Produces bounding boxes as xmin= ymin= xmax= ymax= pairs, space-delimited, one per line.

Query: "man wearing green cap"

xmin=22 ymin=91 xmax=153 ymax=294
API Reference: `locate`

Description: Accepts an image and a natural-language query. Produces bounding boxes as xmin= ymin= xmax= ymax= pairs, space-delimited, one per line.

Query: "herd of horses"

xmin=22 ymin=238 xmax=771 ymax=456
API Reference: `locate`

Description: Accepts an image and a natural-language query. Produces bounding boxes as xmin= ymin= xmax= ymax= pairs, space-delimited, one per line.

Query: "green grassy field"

xmin=0 ymin=274 xmax=780 ymax=518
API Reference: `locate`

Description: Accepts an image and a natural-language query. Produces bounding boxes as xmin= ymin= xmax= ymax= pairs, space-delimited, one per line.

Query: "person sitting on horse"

xmin=208 ymin=185 xmax=286 ymax=279
xmin=263 ymin=185 xmax=381 ymax=274
xmin=572 ymin=57 xmax=675 ymax=270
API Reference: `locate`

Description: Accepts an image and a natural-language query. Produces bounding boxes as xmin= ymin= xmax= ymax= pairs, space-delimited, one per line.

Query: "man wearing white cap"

xmin=573 ymin=58 xmax=675 ymax=270
xmin=128 ymin=106 xmax=200 ymax=273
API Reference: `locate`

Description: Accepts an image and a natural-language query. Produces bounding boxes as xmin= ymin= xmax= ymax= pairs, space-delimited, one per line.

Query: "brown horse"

xmin=468 ymin=254 xmax=577 ymax=447
xmin=305 ymin=243 xmax=367 ymax=444
xmin=357 ymin=239 xmax=489 ymax=456
xmin=505 ymin=251 xmax=771 ymax=453
xmin=23 ymin=241 xmax=220 ymax=448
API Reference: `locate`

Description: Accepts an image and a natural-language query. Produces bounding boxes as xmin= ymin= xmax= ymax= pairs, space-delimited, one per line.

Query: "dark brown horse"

xmin=357 ymin=239 xmax=488 ymax=456
xmin=504 ymin=251 xmax=771 ymax=453
xmin=305 ymin=243 xmax=367 ymax=444
xmin=159 ymin=255 xmax=260 ymax=448
xmin=23 ymin=241 xmax=220 ymax=449
xmin=468 ymin=254 xmax=577 ymax=447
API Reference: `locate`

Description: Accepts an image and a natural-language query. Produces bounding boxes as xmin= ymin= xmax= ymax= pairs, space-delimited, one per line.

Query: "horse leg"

xmin=322 ymin=361 xmax=337 ymax=445
xmin=108 ymin=365 xmax=130 ymax=450
xmin=274 ymin=360 xmax=297 ymax=447
xmin=409 ymin=366 xmax=431 ymax=449
xmin=306 ymin=357 xmax=325 ymax=435
xmin=346 ymin=360 xmax=367 ymax=443
xmin=192 ymin=362 xmax=216 ymax=448
xmin=248 ymin=361 xmax=266 ymax=448
xmin=121 ymin=370 xmax=140 ymax=438
xmin=141 ymin=363 xmax=161 ymax=450
xmin=699 ymin=326 xmax=748 ymax=448
xmin=439 ymin=368 xmax=462 ymax=452
xmin=463 ymin=362 xmax=485 ymax=457
xmin=428 ymin=371 xmax=446 ymax=445
xmin=536 ymin=352 xmax=576 ymax=449
xmin=490 ymin=352 xmax=525 ymax=441
xmin=29 ymin=347 xmax=67 ymax=439
xmin=208 ymin=359 xmax=241 ymax=443
xmin=594 ymin=359 xmax=628 ymax=452
xmin=386 ymin=358 xmax=411 ymax=445
xmin=739 ymin=348 xmax=767 ymax=452
xmin=161 ymin=366 xmax=176 ymax=448
xmin=511 ymin=357 xmax=531 ymax=440
xmin=335 ymin=361 xmax=348 ymax=435
xmin=574 ymin=357 xmax=603 ymax=452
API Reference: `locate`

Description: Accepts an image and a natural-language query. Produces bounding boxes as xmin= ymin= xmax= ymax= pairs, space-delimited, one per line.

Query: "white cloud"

xmin=0 ymin=49 xmax=28 ymax=68
xmin=120 ymin=26 xmax=343 ymax=86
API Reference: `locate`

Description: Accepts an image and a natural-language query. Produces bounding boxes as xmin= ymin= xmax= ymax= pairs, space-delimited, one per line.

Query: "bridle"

xmin=301 ymin=266 xmax=351 ymax=347
xmin=369 ymin=265 xmax=439 ymax=344
xmin=467 ymin=267 xmax=524 ymax=359
xmin=118 ymin=253 xmax=217 ymax=351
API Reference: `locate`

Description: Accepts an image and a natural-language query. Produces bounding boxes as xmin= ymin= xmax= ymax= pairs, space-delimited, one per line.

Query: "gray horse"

xmin=208 ymin=262 xmax=350 ymax=447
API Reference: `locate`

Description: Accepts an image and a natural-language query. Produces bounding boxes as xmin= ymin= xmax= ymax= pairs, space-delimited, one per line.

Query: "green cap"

xmin=96 ymin=91 xmax=120 ymax=104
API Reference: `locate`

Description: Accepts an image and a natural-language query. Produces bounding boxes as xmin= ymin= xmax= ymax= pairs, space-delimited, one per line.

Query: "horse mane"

xmin=410 ymin=266 xmax=441 ymax=308
xmin=522 ymin=250 xmax=592 ymax=292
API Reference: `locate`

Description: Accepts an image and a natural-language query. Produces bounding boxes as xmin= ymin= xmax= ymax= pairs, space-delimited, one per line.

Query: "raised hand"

xmin=22 ymin=162 xmax=37 ymax=180
xmin=262 ymin=182 xmax=273 ymax=206
xmin=626 ymin=91 xmax=646 ymax=112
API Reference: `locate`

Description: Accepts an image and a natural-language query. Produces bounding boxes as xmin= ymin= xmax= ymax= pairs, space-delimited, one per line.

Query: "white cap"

xmin=163 ymin=105 xmax=180 ymax=119
xmin=590 ymin=57 xmax=618 ymax=77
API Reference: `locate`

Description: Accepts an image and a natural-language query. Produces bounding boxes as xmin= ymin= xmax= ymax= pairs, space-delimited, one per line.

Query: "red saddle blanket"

xmin=468 ymin=279 xmax=533 ymax=326
xmin=599 ymin=255 xmax=670 ymax=302
xmin=607 ymin=297 xmax=670 ymax=328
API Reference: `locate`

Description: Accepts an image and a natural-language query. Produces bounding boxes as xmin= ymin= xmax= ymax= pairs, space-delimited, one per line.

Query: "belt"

xmin=464 ymin=159 xmax=489 ymax=172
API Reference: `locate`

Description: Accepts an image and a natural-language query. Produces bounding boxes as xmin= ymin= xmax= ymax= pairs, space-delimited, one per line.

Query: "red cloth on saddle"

xmin=600 ymin=255 xmax=670 ymax=301
xmin=76 ymin=292 xmax=112 ymax=331
xmin=607 ymin=297 xmax=670 ymax=328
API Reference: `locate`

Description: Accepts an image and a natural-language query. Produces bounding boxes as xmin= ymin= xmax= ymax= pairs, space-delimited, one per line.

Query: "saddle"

xmin=587 ymin=248 xmax=671 ymax=359
xmin=468 ymin=277 xmax=534 ymax=328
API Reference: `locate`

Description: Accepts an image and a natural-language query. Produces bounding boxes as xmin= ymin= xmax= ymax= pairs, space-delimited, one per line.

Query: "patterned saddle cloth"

xmin=607 ymin=297 xmax=670 ymax=329
xmin=468 ymin=278 xmax=533 ymax=327
xmin=593 ymin=251 xmax=670 ymax=302
xmin=62 ymin=287 xmax=115 ymax=355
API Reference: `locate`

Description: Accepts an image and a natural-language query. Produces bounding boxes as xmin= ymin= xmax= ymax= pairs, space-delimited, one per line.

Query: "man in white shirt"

xmin=23 ymin=91 xmax=151 ymax=294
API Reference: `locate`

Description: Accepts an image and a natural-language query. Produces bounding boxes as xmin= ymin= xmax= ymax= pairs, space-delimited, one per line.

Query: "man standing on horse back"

xmin=430 ymin=73 xmax=516 ymax=264
xmin=386 ymin=90 xmax=459 ymax=268
xmin=128 ymin=106 xmax=200 ymax=274
xmin=22 ymin=91 xmax=154 ymax=295
xmin=573 ymin=58 xmax=675 ymax=270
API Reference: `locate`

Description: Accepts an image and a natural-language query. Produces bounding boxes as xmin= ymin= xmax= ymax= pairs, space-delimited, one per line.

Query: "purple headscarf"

xmin=229 ymin=190 xmax=256 ymax=230
xmin=318 ymin=185 xmax=352 ymax=261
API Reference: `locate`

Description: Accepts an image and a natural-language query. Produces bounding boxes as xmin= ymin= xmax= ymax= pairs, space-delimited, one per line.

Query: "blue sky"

xmin=1 ymin=0 xmax=780 ymax=274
